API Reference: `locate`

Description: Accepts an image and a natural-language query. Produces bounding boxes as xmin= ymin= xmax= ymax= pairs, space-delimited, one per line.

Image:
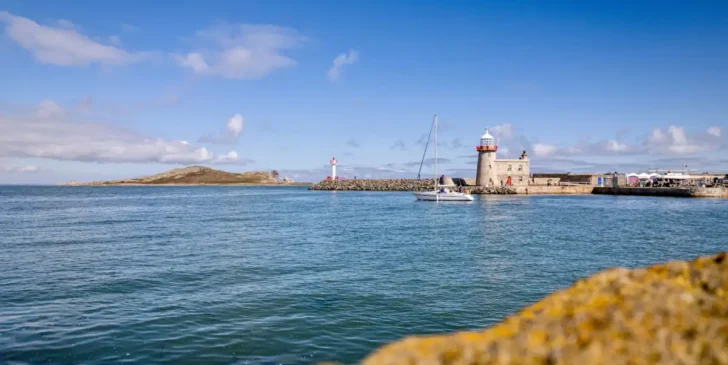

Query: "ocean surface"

xmin=0 ymin=186 xmax=726 ymax=364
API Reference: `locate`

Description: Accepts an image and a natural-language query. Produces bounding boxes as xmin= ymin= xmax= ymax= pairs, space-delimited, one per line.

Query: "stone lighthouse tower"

xmin=476 ymin=128 xmax=498 ymax=187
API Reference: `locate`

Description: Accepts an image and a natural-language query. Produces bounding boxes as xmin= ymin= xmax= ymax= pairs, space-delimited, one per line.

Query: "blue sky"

xmin=1 ymin=0 xmax=727 ymax=183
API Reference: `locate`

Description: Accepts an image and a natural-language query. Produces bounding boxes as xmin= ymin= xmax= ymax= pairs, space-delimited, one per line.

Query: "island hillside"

xmin=61 ymin=166 xmax=308 ymax=186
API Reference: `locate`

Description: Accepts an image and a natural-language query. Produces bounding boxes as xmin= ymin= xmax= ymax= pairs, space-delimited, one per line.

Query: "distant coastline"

xmin=61 ymin=183 xmax=312 ymax=187
xmin=58 ymin=166 xmax=310 ymax=187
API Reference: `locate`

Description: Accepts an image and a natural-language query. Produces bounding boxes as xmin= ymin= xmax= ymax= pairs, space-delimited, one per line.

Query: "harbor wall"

xmin=310 ymin=179 xmax=727 ymax=197
xmin=593 ymin=186 xmax=727 ymax=198
xmin=309 ymin=180 xmax=594 ymax=195
xmin=514 ymin=186 xmax=594 ymax=195
xmin=593 ymin=187 xmax=692 ymax=197
xmin=690 ymin=187 xmax=728 ymax=198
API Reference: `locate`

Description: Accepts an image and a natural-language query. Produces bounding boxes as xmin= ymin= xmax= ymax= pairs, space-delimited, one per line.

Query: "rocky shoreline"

xmin=309 ymin=179 xmax=517 ymax=194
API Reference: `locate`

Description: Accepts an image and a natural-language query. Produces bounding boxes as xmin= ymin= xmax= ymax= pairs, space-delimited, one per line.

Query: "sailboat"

xmin=413 ymin=114 xmax=474 ymax=202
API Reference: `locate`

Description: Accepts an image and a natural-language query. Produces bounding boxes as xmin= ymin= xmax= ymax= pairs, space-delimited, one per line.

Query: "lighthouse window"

xmin=518 ymin=165 xmax=523 ymax=171
xmin=519 ymin=176 xmax=523 ymax=182
xmin=507 ymin=165 xmax=512 ymax=171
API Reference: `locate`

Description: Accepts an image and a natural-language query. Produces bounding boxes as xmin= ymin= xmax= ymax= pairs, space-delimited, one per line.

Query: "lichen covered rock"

xmin=358 ymin=253 xmax=728 ymax=365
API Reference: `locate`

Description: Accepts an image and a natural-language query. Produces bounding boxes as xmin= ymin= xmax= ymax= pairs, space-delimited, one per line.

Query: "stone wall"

xmin=531 ymin=177 xmax=561 ymax=186
xmin=494 ymin=159 xmax=530 ymax=187
xmin=515 ymin=185 xmax=594 ymax=195
xmin=594 ymin=187 xmax=692 ymax=197
xmin=531 ymin=173 xmax=609 ymax=186
xmin=593 ymin=186 xmax=728 ymax=198
xmin=690 ymin=187 xmax=728 ymax=198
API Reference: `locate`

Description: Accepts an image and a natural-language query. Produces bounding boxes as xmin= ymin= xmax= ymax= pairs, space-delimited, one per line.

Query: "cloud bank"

xmin=0 ymin=11 xmax=152 ymax=66
xmin=175 ymin=24 xmax=305 ymax=79
xmin=530 ymin=126 xmax=724 ymax=158
xmin=0 ymin=101 xmax=244 ymax=165
xmin=3 ymin=165 xmax=40 ymax=173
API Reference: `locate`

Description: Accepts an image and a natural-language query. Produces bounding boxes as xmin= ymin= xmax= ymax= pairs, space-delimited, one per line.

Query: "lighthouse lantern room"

xmin=476 ymin=128 xmax=498 ymax=152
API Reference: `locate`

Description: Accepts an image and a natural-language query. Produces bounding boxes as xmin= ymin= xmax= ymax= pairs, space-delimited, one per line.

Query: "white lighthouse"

xmin=476 ymin=128 xmax=498 ymax=187
xmin=330 ymin=157 xmax=338 ymax=180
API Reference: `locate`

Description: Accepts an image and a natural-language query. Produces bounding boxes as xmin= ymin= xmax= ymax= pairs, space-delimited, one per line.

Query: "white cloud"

xmin=226 ymin=114 xmax=244 ymax=138
xmin=645 ymin=125 xmax=724 ymax=155
xmin=533 ymin=143 xmax=559 ymax=157
xmin=216 ymin=150 xmax=240 ymax=163
xmin=3 ymin=165 xmax=40 ymax=173
xmin=606 ymin=140 xmax=628 ymax=152
xmin=199 ymin=113 xmax=245 ymax=144
xmin=0 ymin=101 xmax=245 ymax=165
xmin=327 ymin=50 xmax=358 ymax=81
xmin=668 ymin=126 xmax=687 ymax=145
xmin=175 ymin=24 xmax=304 ymax=79
xmin=34 ymin=100 xmax=65 ymax=119
xmin=178 ymin=52 xmax=209 ymax=73
xmin=490 ymin=124 xmax=514 ymax=140
xmin=0 ymin=11 xmax=153 ymax=66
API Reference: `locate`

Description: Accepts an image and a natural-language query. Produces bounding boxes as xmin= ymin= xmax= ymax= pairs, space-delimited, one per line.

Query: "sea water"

xmin=0 ymin=186 xmax=725 ymax=364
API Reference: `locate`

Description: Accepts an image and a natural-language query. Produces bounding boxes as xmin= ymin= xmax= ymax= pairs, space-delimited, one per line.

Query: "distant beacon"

xmin=330 ymin=157 xmax=338 ymax=181
xmin=476 ymin=128 xmax=498 ymax=187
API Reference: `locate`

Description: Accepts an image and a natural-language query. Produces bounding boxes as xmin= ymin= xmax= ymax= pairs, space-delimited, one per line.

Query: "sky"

xmin=1 ymin=0 xmax=727 ymax=184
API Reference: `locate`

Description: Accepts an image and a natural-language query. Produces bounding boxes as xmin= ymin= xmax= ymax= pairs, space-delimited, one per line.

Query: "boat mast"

xmin=434 ymin=114 xmax=438 ymax=187
xmin=416 ymin=116 xmax=435 ymax=180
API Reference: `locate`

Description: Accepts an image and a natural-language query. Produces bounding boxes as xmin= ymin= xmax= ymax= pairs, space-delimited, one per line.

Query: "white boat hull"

xmin=413 ymin=191 xmax=474 ymax=201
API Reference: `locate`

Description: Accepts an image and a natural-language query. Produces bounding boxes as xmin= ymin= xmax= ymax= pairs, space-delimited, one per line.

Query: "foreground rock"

xmin=60 ymin=166 xmax=308 ymax=186
xmin=469 ymin=187 xmax=516 ymax=194
xmin=339 ymin=252 xmax=728 ymax=365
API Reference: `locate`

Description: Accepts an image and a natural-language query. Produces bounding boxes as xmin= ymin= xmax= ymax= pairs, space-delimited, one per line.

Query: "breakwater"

xmin=594 ymin=186 xmax=728 ymax=198
xmin=309 ymin=180 xmax=518 ymax=194
xmin=309 ymin=180 xmax=587 ymax=195
xmin=310 ymin=179 xmax=728 ymax=197
xmin=309 ymin=179 xmax=435 ymax=191
xmin=347 ymin=252 xmax=728 ymax=365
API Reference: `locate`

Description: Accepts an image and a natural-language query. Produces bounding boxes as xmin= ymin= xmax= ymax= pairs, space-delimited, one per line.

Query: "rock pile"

xmin=309 ymin=180 xmax=521 ymax=194
xmin=469 ymin=187 xmax=517 ymax=194
xmin=309 ymin=179 xmax=435 ymax=191
xmin=340 ymin=252 xmax=728 ymax=365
